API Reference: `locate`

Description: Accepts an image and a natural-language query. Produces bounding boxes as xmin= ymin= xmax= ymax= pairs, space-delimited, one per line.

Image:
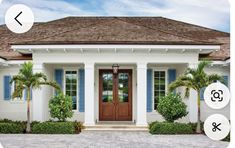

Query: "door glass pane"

xmin=118 ymin=73 xmax=129 ymax=102
xmin=65 ymin=71 xmax=77 ymax=110
xmin=102 ymin=73 xmax=113 ymax=102
xmin=154 ymin=71 xmax=166 ymax=110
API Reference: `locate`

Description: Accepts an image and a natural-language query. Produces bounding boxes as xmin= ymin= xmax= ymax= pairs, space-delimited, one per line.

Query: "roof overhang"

xmin=11 ymin=44 xmax=220 ymax=54
xmin=208 ymin=59 xmax=230 ymax=67
xmin=0 ymin=59 xmax=31 ymax=67
xmin=0 ymin=57 xmax=6 ymax=64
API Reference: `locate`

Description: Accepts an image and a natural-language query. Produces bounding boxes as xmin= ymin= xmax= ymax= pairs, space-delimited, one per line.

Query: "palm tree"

xmin=168 ymin=61 xmax=223 ymax=133
xmin=11 ymin=62 xmax=60 ymax=133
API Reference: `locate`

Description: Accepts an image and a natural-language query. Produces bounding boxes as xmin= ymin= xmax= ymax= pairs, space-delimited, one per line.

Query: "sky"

xmin=0 ymin=0 xmax=230 ymax=32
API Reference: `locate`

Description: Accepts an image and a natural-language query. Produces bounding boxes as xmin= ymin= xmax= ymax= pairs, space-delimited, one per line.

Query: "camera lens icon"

xmin=204 ymin=82 xmax=230 ymax=109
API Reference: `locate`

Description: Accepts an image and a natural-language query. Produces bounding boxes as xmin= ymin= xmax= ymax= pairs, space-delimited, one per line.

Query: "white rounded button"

xmin=204 ymin=82 xmax=230 ymax=109
xmin=204 ymin=114 xmax=230 ymax=141
xmin=5 ymin=4 xmax=34 ymax=34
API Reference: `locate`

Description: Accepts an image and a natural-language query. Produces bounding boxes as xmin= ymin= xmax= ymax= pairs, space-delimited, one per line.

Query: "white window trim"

xmin=152 ymin=67 xmax=168 ymax=111
xmin=63 ymin=68 xmax=79 ymax=111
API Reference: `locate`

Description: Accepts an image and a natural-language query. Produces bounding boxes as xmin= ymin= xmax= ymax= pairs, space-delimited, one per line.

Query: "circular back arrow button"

xmin=5 ymin=4 xmax=34 ymax=34
xmin=14 ymin=11 xmax=23 ymax=26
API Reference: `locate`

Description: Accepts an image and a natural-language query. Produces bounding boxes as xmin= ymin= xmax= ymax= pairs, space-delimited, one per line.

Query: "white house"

xmin=0 ymin=17 xmax=230 ymax=126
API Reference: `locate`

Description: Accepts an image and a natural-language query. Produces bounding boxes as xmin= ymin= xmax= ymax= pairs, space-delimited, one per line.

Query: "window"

xmin=154 ymin=70 xmax=166 ymax=110
xmin=11 ymin=77 xmax=23 ymax=101
xmin=65 ymin=70 xmax=77 ymax=110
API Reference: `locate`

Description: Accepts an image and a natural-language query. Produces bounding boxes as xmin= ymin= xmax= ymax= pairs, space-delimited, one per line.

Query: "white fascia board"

xmin=209 ymin=60 xmax=230 ymax=66
xmin=12 ymin=44 xmax=220 ymax=50
xmin=0 ymin=58 xmax=6 ymax=63
xmin=226 ymin=58 xmax=230 ymax=64
xmin=7 ymin=60 xmax=32 ymax=65
xmin=0 ymin=60 xmax=31 ymax=66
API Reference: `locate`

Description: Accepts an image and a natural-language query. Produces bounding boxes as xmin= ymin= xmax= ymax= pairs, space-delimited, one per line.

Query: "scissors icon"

xmin=212 ymin=122 xmax=221 ymax=132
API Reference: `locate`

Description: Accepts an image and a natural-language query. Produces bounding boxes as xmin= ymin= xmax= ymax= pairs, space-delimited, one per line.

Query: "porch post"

xmin=136 ymin=62 xmax=147 ymax=126
xmin=84 ymin=62 xmax=95 ymax=126
xmin=188 ymin=63 xmax=198 ymax=122
xmin=32 ymin=63 xmax=45 ymax=121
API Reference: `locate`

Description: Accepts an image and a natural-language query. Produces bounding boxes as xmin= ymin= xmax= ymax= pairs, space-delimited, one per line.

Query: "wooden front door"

xmin=99 ymin=69 xmax=132 ymax=121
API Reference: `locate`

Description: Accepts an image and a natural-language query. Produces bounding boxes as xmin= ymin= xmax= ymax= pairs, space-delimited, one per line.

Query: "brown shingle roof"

xmin=0 ymin=17 xmax=230 ymax=60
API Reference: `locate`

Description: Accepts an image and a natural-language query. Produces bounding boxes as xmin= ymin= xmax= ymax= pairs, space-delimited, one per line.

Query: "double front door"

xmin=99 ymin=69 xmax=132 ymax=121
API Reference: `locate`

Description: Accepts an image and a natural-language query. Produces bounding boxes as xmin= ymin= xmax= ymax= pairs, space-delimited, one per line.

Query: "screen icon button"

xmin=204 ymin=114 xmax=230 ymax=141
xmin=204 ymin=82 xmax=230 ymax=109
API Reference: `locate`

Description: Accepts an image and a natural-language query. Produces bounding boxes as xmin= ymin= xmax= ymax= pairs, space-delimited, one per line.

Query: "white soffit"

xmin=11 ymin=44 xmax=220 ymax=54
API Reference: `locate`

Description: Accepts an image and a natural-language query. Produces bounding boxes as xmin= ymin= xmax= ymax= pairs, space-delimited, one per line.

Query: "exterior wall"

xmin=32 ymin=52 xmax=199 ymax=123
xmin=147 ymin=64 xmax=230 ymax=123
xmin=47 ymin=64 xmax=85 ymax=122
xmin=0 ymin=65 xmax=32 ymax=121
xmin=0 ymin=51 xmax=230 ymax=124
xmin=147 ymin=64 xmax=190 ymax=123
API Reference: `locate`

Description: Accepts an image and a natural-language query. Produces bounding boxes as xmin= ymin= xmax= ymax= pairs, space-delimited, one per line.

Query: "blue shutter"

xmin=3 ymin=75 xmax=11 ymax=100
xmin=146 ymin=69 xmax=153 ymax=112
xmin=168 ymin=69 xmax=176 ymax=93
xmin=223 ymin=75 xmax=228 ymax=86
xmin=79 ymin=69 xmax=85 ymax=112
xmin=168 ymin=69 xmax=176 ymax=84
xmin=200 ymin=87 xmax=206 ymax=100
xmin=55 ymin=69 xmax=63 ymax=94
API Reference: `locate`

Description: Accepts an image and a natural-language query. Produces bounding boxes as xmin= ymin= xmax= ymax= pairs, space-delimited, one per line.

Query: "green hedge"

xmin=149 ymin=122 xmax=194 ymax=134
xmin=0 ymin=123 xmax=25 ymax=133
xmin=31 ymin=122 xmax=75 ymax=134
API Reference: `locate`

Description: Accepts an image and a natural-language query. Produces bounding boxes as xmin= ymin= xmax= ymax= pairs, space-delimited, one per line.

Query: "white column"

xmin=136 ymin=62 xmax=147 ymax=126
xmin=32 ymin=63 xmax=45 ymax=121
xmin=84 ymin=62 xmax=95 ymax=126
xmin=188 ymin=63 xmax=198 ymax=122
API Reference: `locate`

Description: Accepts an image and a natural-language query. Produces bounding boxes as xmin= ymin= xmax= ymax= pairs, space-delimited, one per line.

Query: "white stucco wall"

xmin=0 ymin=51 xmax=230 ymax=124
xmin=147 ymin=63 xmax=190 ymax=123
xmin=0 ymin=65 xmax=32 ymax=121
xmin=46 ymin=64 xmax=85 ymax=122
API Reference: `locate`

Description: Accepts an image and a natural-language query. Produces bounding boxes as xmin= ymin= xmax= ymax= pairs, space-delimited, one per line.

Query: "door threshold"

xmin=97 ymin=121 xmax=135 ymax=125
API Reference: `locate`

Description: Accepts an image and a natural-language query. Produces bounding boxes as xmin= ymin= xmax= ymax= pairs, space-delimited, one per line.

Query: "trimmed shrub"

xmin=189 ymin=122 xmax=204 ymax=133
xmin=157 ymin=93 xmax=188 ymax=122
xmin=149 ymin=122 xmax=194 ymax=134
xmin=32 ymin=122 xmax=75 ymax=134
xmin=49 ymin=93 xmax=74 ymax=121
xmin=0 ymin=123 xmax=25 ymax=133
xmin=74 ymin=121 xmax=84 ymax=133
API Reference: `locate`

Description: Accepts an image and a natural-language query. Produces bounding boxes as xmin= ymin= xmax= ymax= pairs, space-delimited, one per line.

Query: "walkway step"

xmin=83 ymin=124 xmax=148 ymax=131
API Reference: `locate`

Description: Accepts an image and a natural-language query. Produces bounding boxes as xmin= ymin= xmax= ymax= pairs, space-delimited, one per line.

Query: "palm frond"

xmin=168 ymin=76 xmax=196 ymax=92
xmin=197 ymin=60 xmax=211 ymax=74
xmin=38 ymin=81 xmax=61 ymax=91
xmin=12 ymin=82 xmax=25 ymax=99
xmin=208 ymin=74 xmax=224 ymax=84
xmin=33 ymin=72 xmax=47 ymax=81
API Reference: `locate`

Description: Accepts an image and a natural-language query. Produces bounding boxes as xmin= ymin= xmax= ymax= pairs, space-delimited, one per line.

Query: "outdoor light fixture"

xmin=112 ymin=64 xmax=119 ymax=74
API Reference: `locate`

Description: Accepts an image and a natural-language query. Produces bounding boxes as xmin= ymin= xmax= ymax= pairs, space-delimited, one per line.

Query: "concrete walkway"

xmin=0 ymin=131 xmax=229 ymax=148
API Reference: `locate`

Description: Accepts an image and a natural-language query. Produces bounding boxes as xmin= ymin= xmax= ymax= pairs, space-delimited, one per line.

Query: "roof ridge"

xmin=115 ymin=17 xmax=213 ymax=44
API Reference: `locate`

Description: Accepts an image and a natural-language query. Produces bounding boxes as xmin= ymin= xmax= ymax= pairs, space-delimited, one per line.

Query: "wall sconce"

xmin=112 ymin=64 xmax=119 ymax=74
